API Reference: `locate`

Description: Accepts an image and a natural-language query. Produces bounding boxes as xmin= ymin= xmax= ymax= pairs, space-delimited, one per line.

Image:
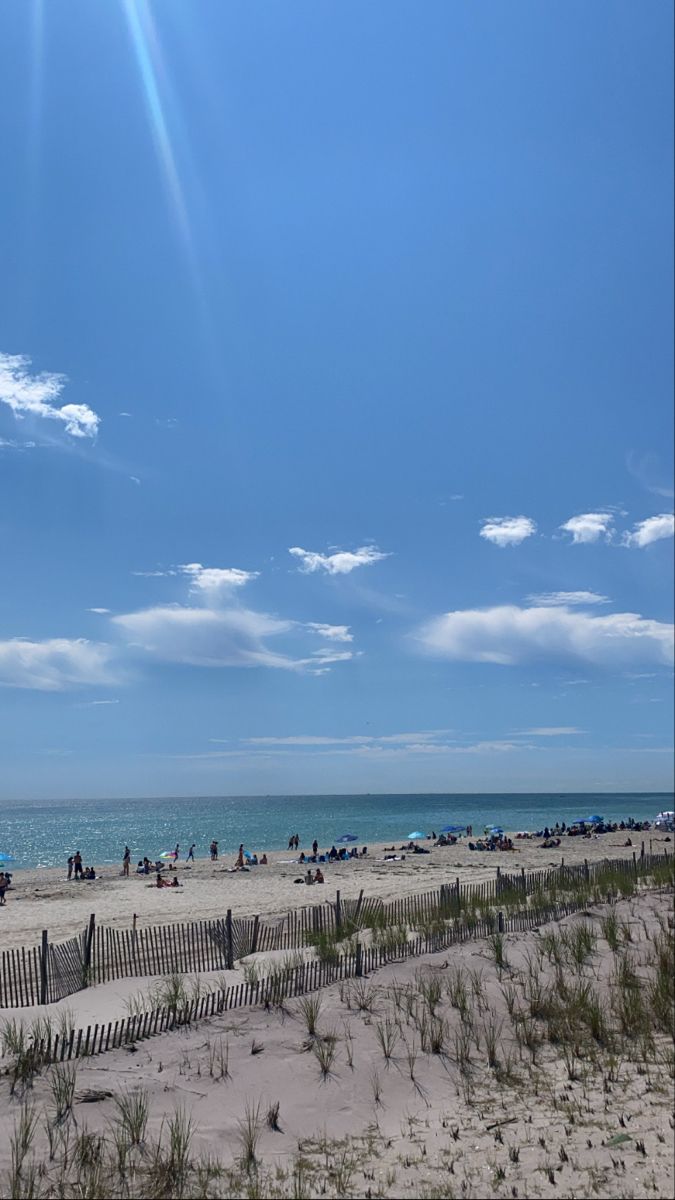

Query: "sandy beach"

xmin=0 ymin=889 xmax=672 ymax=1199
xmin=1 ymin=831 xmax=669 ymax=952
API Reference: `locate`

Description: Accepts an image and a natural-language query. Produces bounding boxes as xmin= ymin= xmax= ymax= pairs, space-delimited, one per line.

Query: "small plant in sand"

xmin=488 ymin=932 xmax=509 ymax=977
xmin=237 ymin=1100 xmax=262 ymax=1172
xmin=601 ymin=910 xmax=621 ymax=952
xmin=482 ymin=1011 xmax=503 ymax=1069
xmin=266 ymin=1101 xmax=281 ymax=1132
xmin=351 ymin=980 xmax=376 ymax=1012
xmin=242 ymin=959 xmax=260 ymax=985
xmin=207 ymin=1036 xmax=230 ymax=1079
xmin=49 ymin=1063 xmax=76 ymax=1124
xmin=446 ymin=966 xmax=469 ymax=1015
xmin=113 ymin=1088 xmax=149 ymax=1146
xmin=375 ymin=1018 xmax=400 ymax=1065
xmin=313 ymin=1030 xmax=338 ymax=1080
xmin=297 ymin=994 xmax=322 ymax=1039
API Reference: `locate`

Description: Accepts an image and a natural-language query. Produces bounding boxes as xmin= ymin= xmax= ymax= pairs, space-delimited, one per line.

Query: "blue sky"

xmin=1 ymin=0 xmax=673 ymax=799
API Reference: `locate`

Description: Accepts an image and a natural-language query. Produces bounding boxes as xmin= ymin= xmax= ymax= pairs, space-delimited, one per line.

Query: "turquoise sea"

xmin=0 ymin=792 xmax=671 ymax=871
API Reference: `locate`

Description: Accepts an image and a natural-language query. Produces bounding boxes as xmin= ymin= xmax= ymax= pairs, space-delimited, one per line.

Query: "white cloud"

xmin=560 ymin=512 xmax=614 ymax=544
xmin=479 ymin=516 xmax=536 ymax=547
xmin=622 ymin=514 xmax=674 ymax=549
xmin=243 ymin=729 xmax=454 ymax=747
xmin=0 ymin=352 xmax=100 ymax=439
xmin=112 ymin=605 xmax=297 ymax=670
xmin=88 ymin=607 xmax=111 ymax=614
xmin=526 ymin=591 xmax=610 ymax=607
xmin=289 ymin=545 xmax=389 ymax=574
xmin=416 ymin=604 xmax=674 ymax=668
xmin=0 ymin=638 xmax=116 ymax=691
xmin=179 ymin=563 xmax=258 ymax=600
xmin=305 ymin=623 xmax=353 ymax=642
xmin=517 ymin=727 xmax=584 ymax=736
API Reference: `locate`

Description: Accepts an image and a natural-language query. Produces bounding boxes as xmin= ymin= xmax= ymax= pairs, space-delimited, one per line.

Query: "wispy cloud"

xmin=526 ymin=591 xmax=610 ymax=607
xmin=289 ymin=544 xmax=389 ymax=574
xmin=242 ymin=730 xmax=453 ymax=747
xmin=560 ymin=511 xmax=614 ymax=544
xmin=0 ymin=352 xmax=100 ymax=439
xmin=0 ymin=638 xmax=116 ymax=691
xmin=626 ymin=451 xmax=674 ymax=499
xmin=516 ymin=726 xmax=584 ymax=736
xmin=622 ymin=514 xmax=674 ymax=549
xmin=415 ymin=604 xmax=674 ymax=668
xmin=305 ymin=623 xmax=353 ymax=643
xmin=88 ymin=607 xmax=111 ymax=615
xmin=112 ymin=605 xmax=298 ymax=670
xmin=479 ymin=516 xmax=536 ymax=547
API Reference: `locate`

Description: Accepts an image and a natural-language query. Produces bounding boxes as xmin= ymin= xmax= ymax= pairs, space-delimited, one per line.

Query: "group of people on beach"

xmin=298 ymin=842 xmax=368 ymax=865
xmin=67 ymin=852 xmax=97 ymax=880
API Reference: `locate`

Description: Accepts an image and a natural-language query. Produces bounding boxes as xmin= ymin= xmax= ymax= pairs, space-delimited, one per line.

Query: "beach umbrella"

xmin=243 ymin=850 xmax=253 ymax=860
xmin=0 ymin=852 xmax=15 ymax=862
xmin=407 ymin=831 xmax=425 ymax=840
xmin=159 ymin=850 xmax=178 ymax=860
xmin=441 ymin=825 xmax=464 ymax=833
xmin=587 ymin=815 xmax=603 ymax=824
xmin=337 ymin=834 xmax=357 ymax=843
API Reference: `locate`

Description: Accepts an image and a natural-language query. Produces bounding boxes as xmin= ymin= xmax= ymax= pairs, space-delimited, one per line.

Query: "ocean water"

xmin=0 ymin=792 xmax=671 ymax=872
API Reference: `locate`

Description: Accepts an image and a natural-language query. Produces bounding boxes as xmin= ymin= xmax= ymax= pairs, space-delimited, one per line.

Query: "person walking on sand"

xmin=73 ymin=851 xmax=83 ymax=880
xmin=122 ymin=846 xmax=131 ymax=877
xmin=186 ymin=843 xmax=196 ymax=863
xmin=236 ymin=844 xmax=245 ymax=868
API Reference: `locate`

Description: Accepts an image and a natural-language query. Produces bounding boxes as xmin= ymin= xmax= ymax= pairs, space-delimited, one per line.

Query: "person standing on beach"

xmin=312 ymin=839 xmax=318 ymax=857
xmin=122 ymin=846 xmax=131 ymax=877
xmin=67 ymin=856 xmax=74 ymax=880
xmin=210 ymin=840 xmax=218 ymax=861
xmin=186 ymin=843 xmax=196 ymax=863
xmin=0 ymin=872 xmax=8 ymax=904
xmin=73 ymin=851 xmax=83 ymax=879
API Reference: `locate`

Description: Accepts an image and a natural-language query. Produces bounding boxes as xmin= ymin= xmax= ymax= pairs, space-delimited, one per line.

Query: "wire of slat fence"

xmin=0 ymin=849 xmax=669 ymax=1009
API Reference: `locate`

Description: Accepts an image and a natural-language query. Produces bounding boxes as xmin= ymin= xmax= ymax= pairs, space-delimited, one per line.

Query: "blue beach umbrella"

xmin=0 ymin=852 xmax=15 ymax=863
xmin=408 ymin=831 xmax=425 ymax=840
xmin=441 ymin=825 xmax=464 ymax=834
xmin=587 ymin=815 xmax=603 ymax=824
xmin=337 ymin=834 xmax=357 ymax=843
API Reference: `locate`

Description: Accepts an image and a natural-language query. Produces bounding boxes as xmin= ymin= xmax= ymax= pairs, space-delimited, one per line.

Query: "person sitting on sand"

xmin=299 ymin=851 xmax=306 ymax=863
xmin=328 ymin=845 xmax=338 ymax=860
xmin=305 ymin=869 xmax=314 ymax=885
xmin=260 ymin=854 xmax=268 ymax=865
xmin=170 ymin=877 xmax=181 ymax=887
xmin=314 ymin=868 xmax=324 ymax=883
xmin=361 ymin=846 xmax=367 ymax=856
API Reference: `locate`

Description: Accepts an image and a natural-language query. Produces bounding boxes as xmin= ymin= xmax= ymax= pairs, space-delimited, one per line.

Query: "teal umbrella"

xmin=408 ymin=831 xmax=425 ymax=840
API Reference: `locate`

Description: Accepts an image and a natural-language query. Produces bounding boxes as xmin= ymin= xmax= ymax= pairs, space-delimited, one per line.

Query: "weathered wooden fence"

xmin=0 ymin=849 xmax=669 ymax=1009
xmin=14 ymin=891 xmax=617 ymax=1066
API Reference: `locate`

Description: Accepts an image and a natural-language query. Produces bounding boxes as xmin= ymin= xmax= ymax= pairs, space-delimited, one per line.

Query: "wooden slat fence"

xmin=1 ymin=850 xmax=669 ymax=1009
xmin=16 ymin=885 xmax=632 ymax=1067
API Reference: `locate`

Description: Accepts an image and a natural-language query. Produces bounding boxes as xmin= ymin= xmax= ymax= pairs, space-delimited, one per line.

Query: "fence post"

xmin=83 ymin=913 xmax=95 ymax=987
xmin=225 ymin=909 xmax=234 ymax=970
xmin=251 ymin=915 xmax=260 ymax=956
xmin=40 ymin=930 xmax=49 ymax=1005
xmin=354 ymin=889 xmax=364 ymax=924
xmin=583 ymin=859 xmax=589 ymax=882
xmin=335 ymin=890 xmax=342 ymax=934
xmin=632 ymin=851 xmax=637 ymax=878
xmin=455 ymin=877 xmax=460 ymax=908
xmin=640 ymin=841 xmax=645 ymax=861
xmin=520 ymin=866 xmax=526 ymax=893
xmin=497 ymin=911 xmax=504 ymax=934
xmin=355 ymin=940 xmax=363 ymax=978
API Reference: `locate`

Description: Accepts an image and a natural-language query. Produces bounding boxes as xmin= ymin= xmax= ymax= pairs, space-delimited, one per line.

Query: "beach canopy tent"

xmin=655 ymin=811 xmax=674 ymax=828
xmin=407 ymin=831 xmax=425 ymax=840
xmin=337 ymin=834 xmax=357 ymax=843
xmin=441 ymin=825 xmax=465 ymax=834
xmin=486 ymin=825 xmax=504 ymax=834
xmin=574 ymin=816 xmax=603 ymax=825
